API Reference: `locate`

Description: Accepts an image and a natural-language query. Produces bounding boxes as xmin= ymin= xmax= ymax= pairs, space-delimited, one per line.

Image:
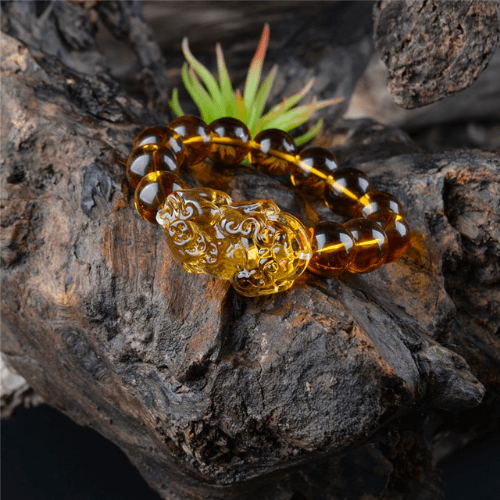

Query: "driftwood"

xmin=1 ymin=2 xmax=499 ymax=499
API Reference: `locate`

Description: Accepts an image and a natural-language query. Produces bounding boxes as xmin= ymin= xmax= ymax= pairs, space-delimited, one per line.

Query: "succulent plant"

xmin=168 ymin=24 xmax=342 ymax=146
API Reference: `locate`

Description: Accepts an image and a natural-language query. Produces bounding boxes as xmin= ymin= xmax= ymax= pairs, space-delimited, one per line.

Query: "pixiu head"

xmin=156 ymin=188 xmax=312 ymax=296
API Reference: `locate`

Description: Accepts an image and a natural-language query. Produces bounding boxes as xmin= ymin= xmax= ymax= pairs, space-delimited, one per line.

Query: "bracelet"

xmin=125 ymin=116 xmax=410 ymax=297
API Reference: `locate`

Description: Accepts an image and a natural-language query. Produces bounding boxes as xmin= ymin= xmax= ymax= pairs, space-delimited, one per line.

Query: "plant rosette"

xmin=168 ymin=24 xmax=342 ymax=147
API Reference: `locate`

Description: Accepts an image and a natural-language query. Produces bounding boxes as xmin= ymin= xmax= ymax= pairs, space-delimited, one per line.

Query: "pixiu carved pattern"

xmin=157 ymin=188 xmax=312 ymax=296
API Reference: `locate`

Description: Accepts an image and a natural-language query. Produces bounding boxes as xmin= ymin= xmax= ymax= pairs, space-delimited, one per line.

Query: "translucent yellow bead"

xmin=250 ymin=129 xmax=297 ymax=176
xmin=126 ymin=144 xmax=178 ymax=189
xmin=290 ymin=147 xmax=338 ymax=198
xmin=356 ymin=191 xmax=404 ymax=219
xmin=133 ymin=125 xmax=168 ymax=148
xmin=135 ymin=171 xmax=187 ymax=224
xmin=308 ymin=221 xmax=357 ymax=276
xmin=324 ymin=168 xmax=373 ymax=217
xmin=344 ymin=219 xmax=389 ymax=273
xmin=156 ymin=188 xmax=312 ymax=296
xmin=368 ymin=212 xmax=410 ymax=263
xmin=209 ymin=117 xmax=251 ymax=165
xmin=169 ymin=115 xmax=212 ymax=166
xmin=133 ymin=126 xmax=185 ymax=166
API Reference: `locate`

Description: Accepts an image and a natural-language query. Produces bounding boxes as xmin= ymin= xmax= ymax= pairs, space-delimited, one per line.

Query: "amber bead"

xmin=356 ymin=191 xmax=404 ymax=219
xmin=344 ymin=218 xmax=388 ymax=273
xmin=209 ymin=117 xmax=251 ymax=165
xmin=368 ymin=212 xmax=410 ymax=263
xmin=133 ymin=126 xmax=185 ymax=166
xmin=134 ymin=171 xmax=187 ymax=224
xmin=126 ymin=144 xmax=178 ymax=189
xmin=170 ymin=115 xmax=212 ymax=166
xmin=308 ymin=221 xmax=357 ymax=277
xmin=290 ymin=147 xmax=338 ymax=198
xmin=133 ymin=125 xmax=169 ymax=149
xmin=324 ymin=168 xmax=373 ymax=217
xmin=250 ymin=129 xmax=297 ymax=176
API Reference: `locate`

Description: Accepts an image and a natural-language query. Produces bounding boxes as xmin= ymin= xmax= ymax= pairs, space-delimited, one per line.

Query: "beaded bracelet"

xmin=125 ymin=115 xmax=410 ymax=297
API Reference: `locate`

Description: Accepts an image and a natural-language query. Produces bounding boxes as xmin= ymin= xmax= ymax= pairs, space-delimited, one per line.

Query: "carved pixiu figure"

xmin=156 ymin=188 xmax=312 ymax=296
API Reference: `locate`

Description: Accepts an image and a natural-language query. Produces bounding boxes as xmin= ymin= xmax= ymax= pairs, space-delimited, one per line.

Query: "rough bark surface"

xmin=374 ymin=0 xmax=500 ymax=108
xmin=1 ymin=2 xmax=499 ymax=499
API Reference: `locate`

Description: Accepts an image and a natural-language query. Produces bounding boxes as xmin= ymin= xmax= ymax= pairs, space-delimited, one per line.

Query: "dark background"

xmin=2 ymin=404 xmax=500 ymax=499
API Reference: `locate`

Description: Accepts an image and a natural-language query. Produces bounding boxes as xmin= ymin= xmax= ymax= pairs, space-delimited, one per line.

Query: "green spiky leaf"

xmin=295 ymin=119 xmax=323 ymax=147
xmin=247 ymin=64 xmax=277 ymax=133
xmin=216 ymin=43 xmax=236 ymax=117
xmin=234 ymin=90 xmax=248 ymax=123
xmin=181 ymin=37 xmax=223 ymax=113
xmin=243 ymin=24 xmax=270 ymax=112
xmin=181 ymin=63 xmax=214 ymax=123
xmin=267 ymin=99 xmax=318 ymax=132
xmin=262 ymin=78 xmax=315 ymax=124
xmin=168 ymin=88 xmax=185 ymax=118
xmin=167 ymin=24 xmax=342 ymax=144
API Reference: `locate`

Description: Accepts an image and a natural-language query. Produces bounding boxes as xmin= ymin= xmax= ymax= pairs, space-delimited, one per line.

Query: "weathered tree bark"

xmin=374 ymin=0 xmax=500 ymax=108
xmin=1 ymin=2 xmax=499 ymax=499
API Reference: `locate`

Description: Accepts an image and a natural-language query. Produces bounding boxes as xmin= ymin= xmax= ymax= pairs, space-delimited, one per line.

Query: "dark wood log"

xmin=374 ymin=0 xmax=500 ymax=109
xmin=1 ymin=2 xmax=499 ymax=499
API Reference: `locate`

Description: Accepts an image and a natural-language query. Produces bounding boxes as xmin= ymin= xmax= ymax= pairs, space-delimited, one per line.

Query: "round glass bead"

xmin=290 ymin=147 xmax=338 ymax=198
xmin=356 ymin=191 xmax=404 ymax=219
xmin=126 ymin=144 xmax=178 ymax=189
xmin=368 ymin=212 xmax=410 ymax=263
xmin=344 ymin=218 xmax=389 ymax=273
xmin=324 ymin=168 xmax=373 ymax=217
xmin=134 ymin=171 xmax=187 ymax=224
xmin=133 ymin=125 xmax=169 ymax=149
xmin=169 ymin=115 xmax=212 ymax=166
xmin=250 ymin=129 xmax=297 ymax=176
xmin=308 ymin=221 xmax=357 ymax=277
xmin=208 ymin=117 xmax=251 ymax=165
xmin=133 ymin=126 xmax=185 ymax=166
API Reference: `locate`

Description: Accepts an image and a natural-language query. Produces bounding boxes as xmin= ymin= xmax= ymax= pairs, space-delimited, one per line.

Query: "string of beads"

xmin=126 ymin=115 xmax=411 ymax=296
